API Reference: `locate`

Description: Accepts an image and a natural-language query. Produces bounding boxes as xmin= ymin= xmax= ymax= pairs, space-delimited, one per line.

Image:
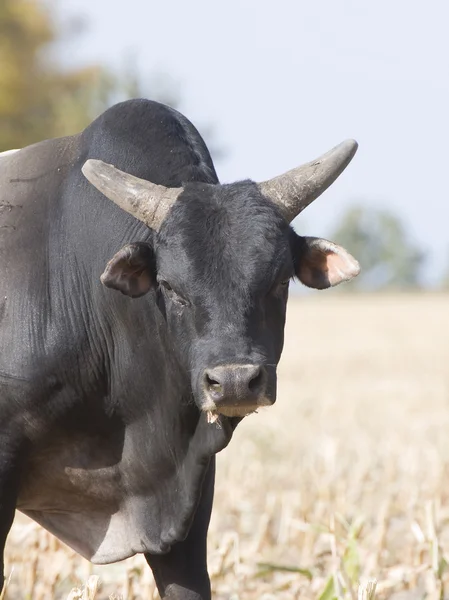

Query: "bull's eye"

xmin=269 ymin=278 xmax=290 ymax=298
xmin=160 ymin=280 xmax=172 ymax=292
xmin=277 ymin=279 xmax=290 ymax=290
xmin=159 ymin=280 xmax=189 ymax=307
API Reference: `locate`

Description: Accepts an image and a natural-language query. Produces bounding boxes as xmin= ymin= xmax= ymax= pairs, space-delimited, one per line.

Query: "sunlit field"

xmin=3 ymin=294 xmax=449 ymax=600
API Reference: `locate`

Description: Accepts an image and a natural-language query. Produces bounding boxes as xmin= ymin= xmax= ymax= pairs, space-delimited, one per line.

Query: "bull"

xmin=0 ymin=99 xmax=359 ymax=599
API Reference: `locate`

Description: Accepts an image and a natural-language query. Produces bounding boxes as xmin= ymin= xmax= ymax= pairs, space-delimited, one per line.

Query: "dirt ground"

xmin=4 ymin=293 xmax=449 ymax=599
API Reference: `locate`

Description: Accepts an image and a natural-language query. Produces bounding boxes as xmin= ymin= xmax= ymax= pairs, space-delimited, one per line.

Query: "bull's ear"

xmin=101 ymin=242 xmax=156 ymax=298
xmin=292 ymin=234 xmax=360 ymax=289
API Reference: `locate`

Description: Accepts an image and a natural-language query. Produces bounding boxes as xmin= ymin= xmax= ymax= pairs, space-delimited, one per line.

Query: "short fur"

xmin=0 ymin=99 xmax=357 ymax=599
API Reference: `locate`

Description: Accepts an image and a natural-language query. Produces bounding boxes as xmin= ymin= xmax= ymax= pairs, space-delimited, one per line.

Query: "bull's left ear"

xmin=292 ymin=235 xmax=360 ymax=289
xmin=101 ymin=242 xmax=156 ymax=298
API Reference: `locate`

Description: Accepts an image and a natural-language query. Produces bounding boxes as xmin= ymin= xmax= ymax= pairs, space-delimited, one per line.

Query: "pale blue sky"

xmin=54 ymin=0 xmax=449 ymax=284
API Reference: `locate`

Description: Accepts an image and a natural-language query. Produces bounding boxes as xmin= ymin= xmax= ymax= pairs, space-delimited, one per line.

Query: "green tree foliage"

xmin=0 ymin=0 xmax=118 ymax=151
xmin=330 ymin=205 xmax=426 ymax=291
xmin=0 ymin=1 xmax=223 ymax=160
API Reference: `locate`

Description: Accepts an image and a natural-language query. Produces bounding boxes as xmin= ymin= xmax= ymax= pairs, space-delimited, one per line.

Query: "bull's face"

xmin=154 ymin=182 xmax=292 ymax=418
xmin=83 ymin=142 xmax=360 ymax=418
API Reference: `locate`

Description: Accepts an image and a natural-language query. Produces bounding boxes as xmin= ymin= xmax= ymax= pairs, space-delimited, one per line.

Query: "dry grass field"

xmin=3 ymin=293 xmax=449 ymax=600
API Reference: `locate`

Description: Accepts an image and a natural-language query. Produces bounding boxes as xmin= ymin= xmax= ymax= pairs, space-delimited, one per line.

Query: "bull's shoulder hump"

xmin=81 ymin=99 xmax=218 ymax=186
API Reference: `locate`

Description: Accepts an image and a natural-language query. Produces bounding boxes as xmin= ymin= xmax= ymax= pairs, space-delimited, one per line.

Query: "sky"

xmin=53 ymin=0 xmax=449 ymax=284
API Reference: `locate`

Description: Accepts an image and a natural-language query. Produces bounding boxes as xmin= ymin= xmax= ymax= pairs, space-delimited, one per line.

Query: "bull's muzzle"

xmin=201 ymin=364 xmax=272 ymax=418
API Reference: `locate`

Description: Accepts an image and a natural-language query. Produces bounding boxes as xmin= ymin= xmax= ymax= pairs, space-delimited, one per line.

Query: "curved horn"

xmin=258 ymin=139 xmax=358 ymax=222
xmin=82 ymin=159 xmax=182 ymax=231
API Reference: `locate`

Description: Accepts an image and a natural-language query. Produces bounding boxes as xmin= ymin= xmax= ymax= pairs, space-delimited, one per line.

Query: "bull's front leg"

xmin=145 ymin=457 xmax=215 ymax=600
xmin=0 ymin=434 xmax=23 ymax=593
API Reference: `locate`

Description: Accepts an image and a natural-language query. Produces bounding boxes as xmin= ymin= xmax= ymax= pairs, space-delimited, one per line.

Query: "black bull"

xmin=0 ymin=99 xmax=359 ymax=599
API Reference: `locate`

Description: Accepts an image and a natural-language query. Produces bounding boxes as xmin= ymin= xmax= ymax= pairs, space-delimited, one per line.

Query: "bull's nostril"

xmin=206 ymin=374 xmax=222 ymax=394
xmin=248 ymin=368 xmax=264 ymax=392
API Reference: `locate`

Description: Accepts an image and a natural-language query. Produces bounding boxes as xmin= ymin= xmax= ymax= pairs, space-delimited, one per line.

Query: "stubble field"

xmin=3 ymin=293 xmax=449 ymax=599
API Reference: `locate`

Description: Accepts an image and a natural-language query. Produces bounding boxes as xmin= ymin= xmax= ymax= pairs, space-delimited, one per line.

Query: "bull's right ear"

xmin=101 ymin=242 xmax=156 ymax=298
xmin=291 ymin=234 xmax=360 ymax=289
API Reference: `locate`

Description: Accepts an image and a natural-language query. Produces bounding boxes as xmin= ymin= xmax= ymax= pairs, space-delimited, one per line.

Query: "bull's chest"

xmin=18 ymin=429 xmax=125 ymax=512
xmin=16 ymin=420 xmax=204 ymax=564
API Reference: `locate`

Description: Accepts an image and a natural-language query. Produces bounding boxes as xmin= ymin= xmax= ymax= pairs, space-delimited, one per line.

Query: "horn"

xmin=82 ymin=160 xmax=182 ymax=231
xmin=258 ymin=139 xmax=358 ymax=222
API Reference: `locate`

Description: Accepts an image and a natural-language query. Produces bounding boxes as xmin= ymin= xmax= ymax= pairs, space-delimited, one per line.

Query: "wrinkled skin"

xmin=0 ymin=99 xmax=358 ymax=599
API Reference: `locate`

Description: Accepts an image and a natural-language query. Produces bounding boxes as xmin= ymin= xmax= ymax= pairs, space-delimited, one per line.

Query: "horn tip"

xmin=342 ymin=138 xmax=359 ymax=156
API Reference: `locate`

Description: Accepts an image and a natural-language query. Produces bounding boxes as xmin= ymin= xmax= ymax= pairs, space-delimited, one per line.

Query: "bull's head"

xmin=82 ymin=141 xmax=359 ymax=419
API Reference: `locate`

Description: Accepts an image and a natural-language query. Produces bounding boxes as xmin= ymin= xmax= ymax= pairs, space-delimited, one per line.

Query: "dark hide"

xmin=0 ymin=99 xmax=356 ymax=599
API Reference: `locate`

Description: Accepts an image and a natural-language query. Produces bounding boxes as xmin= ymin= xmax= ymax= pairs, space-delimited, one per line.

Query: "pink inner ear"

xmin=297 ymin=238 xmax=360 ymax=289
xmin=325 ymin=249 xmax=360 ymax=286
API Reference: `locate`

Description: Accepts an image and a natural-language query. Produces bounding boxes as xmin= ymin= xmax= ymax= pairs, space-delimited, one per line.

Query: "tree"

xmin=0 ymin=0 xmax=118 ymax=151
xmin=0 ymin=0 xmax=223 ymax=160
xmin=329 ymin=205 xmax=426 ymax=291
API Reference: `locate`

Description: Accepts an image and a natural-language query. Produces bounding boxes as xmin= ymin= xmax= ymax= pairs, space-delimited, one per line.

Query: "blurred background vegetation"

xmin=1 ymin=3 xmax=449 ymax=599
xmin=0 ymin=0 xmax=447 ymax=292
